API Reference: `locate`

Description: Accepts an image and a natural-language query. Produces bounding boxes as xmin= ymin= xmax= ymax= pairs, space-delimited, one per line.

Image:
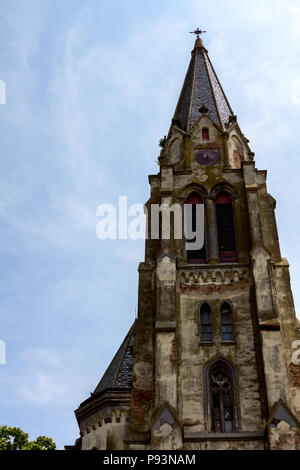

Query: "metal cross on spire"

xmin=190 ymin=28 xmax=207 ymax=38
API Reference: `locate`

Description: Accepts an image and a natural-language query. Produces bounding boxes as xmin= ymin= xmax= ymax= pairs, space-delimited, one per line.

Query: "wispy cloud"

xmin=1 ymin=0 xmax=300 ymax=451
xmin=13 ymin=348 xmax=86 ymax=406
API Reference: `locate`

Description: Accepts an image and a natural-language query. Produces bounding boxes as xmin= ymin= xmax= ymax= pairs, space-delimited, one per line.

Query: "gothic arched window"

xmin=202 ymin=128 xmax=209 ymax=141
xmin=210 ymin=362 xmax=234 ymax=433
xmin=199 ymin=303 xmax=213 ymax=342
xmin=216 ymin=193 xmax=237 ymax=263
xmin=220 ymin=303 xmax=234 ymax=342
xmin=185 ymin=194 xmax=206 ymax=264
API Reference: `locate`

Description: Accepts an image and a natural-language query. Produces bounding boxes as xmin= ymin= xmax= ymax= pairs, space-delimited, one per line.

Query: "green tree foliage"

xmin=0 ymin=425 xmax=56 ymax=450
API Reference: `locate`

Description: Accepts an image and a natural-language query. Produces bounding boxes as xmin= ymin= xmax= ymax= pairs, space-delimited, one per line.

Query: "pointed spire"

xmin=193 ymin=36 xmax=205 ymax=50
xmin=173 ymin=35 xmax=235 ymax=131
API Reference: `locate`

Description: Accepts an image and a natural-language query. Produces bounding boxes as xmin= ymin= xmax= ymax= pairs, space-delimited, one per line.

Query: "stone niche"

xmin=151 ymin=404 xmax=182 ymax=450
xmin=268 ymin=400 xmax=300 ymax=450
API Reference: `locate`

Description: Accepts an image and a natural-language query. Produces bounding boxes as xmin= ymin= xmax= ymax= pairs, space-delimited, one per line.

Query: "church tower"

xmin=72 ymin=33 xmax=300 ymax=451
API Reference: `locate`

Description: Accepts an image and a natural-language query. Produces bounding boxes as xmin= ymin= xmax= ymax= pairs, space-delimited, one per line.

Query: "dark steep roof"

xmin=93 ymin=322 xmax=136 ymax=395
xmin=173 ymin=37 xmax=234 ymax=131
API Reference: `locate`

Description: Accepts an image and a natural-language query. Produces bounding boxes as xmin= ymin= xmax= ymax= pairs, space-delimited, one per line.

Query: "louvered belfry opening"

xmin=185 ymin=194 xmax=206 ymax=264
xmin=216 ymin=193 xmax=237 ymax=263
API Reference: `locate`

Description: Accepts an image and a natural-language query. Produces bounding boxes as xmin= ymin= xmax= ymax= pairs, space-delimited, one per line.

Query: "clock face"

xmin=195 ymin=149 xmax=220 ymax=165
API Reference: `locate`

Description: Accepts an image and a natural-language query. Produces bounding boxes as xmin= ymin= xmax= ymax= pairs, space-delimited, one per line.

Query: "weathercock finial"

xmin=190 ymin=28 xmax=207 ymax=38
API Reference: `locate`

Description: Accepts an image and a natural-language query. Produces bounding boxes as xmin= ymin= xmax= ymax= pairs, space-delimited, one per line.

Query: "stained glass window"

xmin=200 ymin=303 xmax=213 ymax=342
xmin=210 ymin=363 xmax=234 ymax=433
xmin=220 ymin=303 xmax=234 ymax=342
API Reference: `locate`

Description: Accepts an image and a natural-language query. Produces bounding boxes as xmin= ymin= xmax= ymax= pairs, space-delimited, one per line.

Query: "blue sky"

xmin=1 ymin=0 xmax=300 ymax=449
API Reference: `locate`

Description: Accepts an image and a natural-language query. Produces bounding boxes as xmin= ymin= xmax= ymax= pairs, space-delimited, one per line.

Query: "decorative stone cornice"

xmin=79 ymin=407 xmax=129 ymax=437
xmin=179 ymin=266 xmax=249 ymax=285
xmin=75 ymin=390 xmax=131 ymax=423
xmin=259 ymin=319 xmax=281 ymax=331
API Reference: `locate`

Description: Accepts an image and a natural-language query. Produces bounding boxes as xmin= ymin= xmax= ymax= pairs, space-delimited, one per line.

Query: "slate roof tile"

xmin=93 ymin=323 xmax=135 ymax=395
xmin=173 ymin=38 xmax=234 ymax=131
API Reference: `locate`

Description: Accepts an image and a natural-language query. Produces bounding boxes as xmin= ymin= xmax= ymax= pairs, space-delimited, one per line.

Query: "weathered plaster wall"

xmin=269 ymin=421 xmax=300 ymax=451
xmin=154 ymin=332 xmax=177 ymax=409
xmin=261 ymin=330 xmax=289 ymax=406
xmin=274 ymin=260 xmax=300 ymax=420
xmin=184 ymin=440 xmax=265 ymax=450
xmin=178 ymin=280 xmax=263 ymax=433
